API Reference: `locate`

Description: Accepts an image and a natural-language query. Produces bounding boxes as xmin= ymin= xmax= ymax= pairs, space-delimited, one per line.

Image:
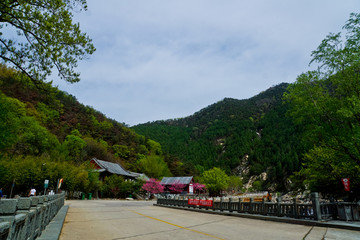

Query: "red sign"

xmin=199 ymin=199 xmax=213 ymax=207
xmin=188 ymin=199 xmax=199 ymax=205
xmin=188 ymin=199 xmax=213 ymax=207
xmin=342 ymin=178 xmax=350 ymax=191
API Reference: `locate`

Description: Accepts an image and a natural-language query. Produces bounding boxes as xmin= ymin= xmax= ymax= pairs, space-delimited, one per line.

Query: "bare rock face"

xmin=260 ymin=172 xmax=267 ymax=181
xmin=244 ymin=175 xmax=258 ymax=190
xmin=233 ymin=154 xmax=250 ymax=176
xmin=243 ymin=172 xmax=269 ymax=191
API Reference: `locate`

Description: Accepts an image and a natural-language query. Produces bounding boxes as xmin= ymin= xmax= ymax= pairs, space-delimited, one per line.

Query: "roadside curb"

xmin=37 ymin=205 xmax=69 ymax=240
xmin=154 ymin=204 xmax=360 ymax=232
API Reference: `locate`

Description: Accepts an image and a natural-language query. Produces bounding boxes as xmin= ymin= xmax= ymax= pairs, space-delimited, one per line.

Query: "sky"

xmin=52 ymin=0 xmax=359 ymax=126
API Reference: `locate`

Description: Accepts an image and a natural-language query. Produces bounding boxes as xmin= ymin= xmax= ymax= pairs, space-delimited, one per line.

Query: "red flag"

xmin=341 ymin=178 xmax=350 ymax=191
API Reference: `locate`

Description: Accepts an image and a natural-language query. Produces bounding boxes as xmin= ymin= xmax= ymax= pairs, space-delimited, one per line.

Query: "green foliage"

xmin=36 ymin=102 xmax=60 ymax=125
xmin=113 ymin=145 xmax=130 ymax=159
xmin=251 ymin=180 xmax=263 ymax=191
xmin=102 ymin=175 xmax=124 ymax=198
xmin=16 ymin=116 xmax=61 ymax=156
xmin=0 ymin=0 xmax=95 ymax=83
xmin=137 ymin=154 xmax=172 ymax=179
xmin=0 ymin=65 xmax=171 ymax=196
xmin=133 ymin=83 xmax=303 ymax=190
xmin=146 ymin=139 xmax=162 ymax=155
xmin=83 ymin=137 xmax=111 ymax=162
xmin=227 ymin=176 xmax=243 ymax=193
xmin=285 ymin=12 xmax=360 ymax=198
xmin=62 ymin=130 xmax=87 ymax=162
xmin=200 ymin=167 xmax=229 ymax=196
xmin=101 ymin=175 xmax=143 ymax=198
xmin=0 ymin=92 xmax=25 ymax=152
xmin=0 ymin=155 xmax=98 ymax=196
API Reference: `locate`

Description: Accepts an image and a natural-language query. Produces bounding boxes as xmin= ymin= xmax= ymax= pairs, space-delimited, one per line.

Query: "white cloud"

xmin=54 ymin=0 xmax=360 ymax=126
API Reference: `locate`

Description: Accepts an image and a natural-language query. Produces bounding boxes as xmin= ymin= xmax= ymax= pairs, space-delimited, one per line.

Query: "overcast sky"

xmin=52 ymin=0 xmax=359 ymax=126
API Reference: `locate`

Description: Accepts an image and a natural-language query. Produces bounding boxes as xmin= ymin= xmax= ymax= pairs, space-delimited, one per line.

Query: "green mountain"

xmin=0 ymin=63 xmax=305 ymax=193
xmin=0 ymin=65 xmax=170 ymax=195
xmin=133 ymin=83 xmax=305 ymax=190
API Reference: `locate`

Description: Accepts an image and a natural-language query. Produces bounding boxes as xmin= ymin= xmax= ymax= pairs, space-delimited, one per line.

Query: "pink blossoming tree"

xmin=142 ymin=178 xmax=164 ymax=194
xmin=193 ymin=183 xmax=206 ymax=194
xmin=168 ymin=180 xmax=187 ymax=193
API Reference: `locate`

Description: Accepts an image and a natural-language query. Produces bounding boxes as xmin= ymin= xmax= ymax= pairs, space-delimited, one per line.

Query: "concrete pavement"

xmin=57 ymin=200 xmax=360 ymax=240
xmin=155 ymin=203 xmax=360 ymax=232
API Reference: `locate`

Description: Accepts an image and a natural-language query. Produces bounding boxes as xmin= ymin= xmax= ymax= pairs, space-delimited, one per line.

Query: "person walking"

xmin=0 ymin=188 xmax=3 ymax=198
xmin=29 ymin=187 xmax=36 ymax=196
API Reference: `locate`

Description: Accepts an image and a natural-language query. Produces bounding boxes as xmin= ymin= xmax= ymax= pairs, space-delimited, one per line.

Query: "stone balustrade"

xmin=157 ymin=192 xmax=360 ymax=222
xmin=0 ymin=192 xmax=65 ymax=240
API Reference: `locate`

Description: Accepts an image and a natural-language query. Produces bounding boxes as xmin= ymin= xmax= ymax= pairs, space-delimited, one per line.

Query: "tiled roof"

xmin=160 ymin=176 xmax=193 ymax=185
xmin=92 ymin=158 xmax=138 ymax=178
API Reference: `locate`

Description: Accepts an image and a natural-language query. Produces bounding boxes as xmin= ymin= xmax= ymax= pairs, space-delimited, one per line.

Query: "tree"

xmin=138 ymin=154 xmax=171 ymax=179
xmin=0 ymin=92 xmax=24 ymax=152
xmin=141 ymin=178 xmax=164 ymax=194
xmin=192 ymin=182 xmax=206 ymax=194
xmin=102 ymin=175 xmax=124 ymax=198
xmin=200 ymin=167 xmax=229 ymax=196
xmin=0 ymin=0 xmax=95 ymax=83
xmin=284 ymin=13 xmax=360 ymax=198
xmin=227 ymin=176 xmax=243 ymax=193
xmin=168 ymin=180 xmax=186 ymax=194
xmin=62 ymin=129 xmax=86 ymax=162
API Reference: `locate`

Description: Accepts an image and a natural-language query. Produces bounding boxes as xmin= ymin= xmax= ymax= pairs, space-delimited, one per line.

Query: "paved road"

xmin=60 ymin=200 xmax=359 ymax=240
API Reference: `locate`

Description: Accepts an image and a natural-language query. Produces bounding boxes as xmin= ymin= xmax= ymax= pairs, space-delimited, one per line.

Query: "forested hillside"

xmin=133 ymin=83 xmax=305 ymax=191
xmin=134 ymin=13 xmax=360 ymax=199
xmin=1 ymin=1 xmax=359 ymax=199
xmin=0 ymin=65 xmax=171 ymax=196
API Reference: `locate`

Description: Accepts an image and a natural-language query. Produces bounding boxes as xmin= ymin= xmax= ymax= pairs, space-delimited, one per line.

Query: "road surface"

xmin=59 ymin=200 xmax=359 ymax=240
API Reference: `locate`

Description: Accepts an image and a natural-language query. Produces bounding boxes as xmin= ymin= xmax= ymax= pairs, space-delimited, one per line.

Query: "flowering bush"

xmin=193 ymin=183 xmax=206 ymax=194
xmin=168 ymin=180 xmax=186 ymax=193
xmin=141 ymin=178 xmax=164 ymax=194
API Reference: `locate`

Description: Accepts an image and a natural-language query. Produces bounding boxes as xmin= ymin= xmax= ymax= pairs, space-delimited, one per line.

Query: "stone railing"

xmin=157 ymin=192 xmax=360 ymax=221
xmin=0 ymin=192 xmax=65 ymax=240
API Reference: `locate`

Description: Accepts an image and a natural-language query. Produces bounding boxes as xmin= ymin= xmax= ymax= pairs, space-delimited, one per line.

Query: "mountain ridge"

xmin=133 ymin=82 xmax=304 ymax=191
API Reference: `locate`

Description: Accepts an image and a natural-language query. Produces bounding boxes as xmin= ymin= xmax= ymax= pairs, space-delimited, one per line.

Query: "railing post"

xmin=276 ymin=197 xmax=281 ymax=217
xmin=311 ymin=192 xmax=322 ymax=220
xmin=37 ymin=196 xmax=45 ymax=235
xmin=220 ymin=197 xmax=223 ymax=211
xmin=330 ymin=197 xmax=337 ymax=220
xmin=0 ymin=222 xmax=10 ymax=239
xmin=0 ymin=199 xmax=19 ymax=240
xmin=262 ymin=198 xmax=266 ymax=215
xmin=16 ymin=197 xmax=32 ymax=239
xmin=293 ymin=198 xmax=298 ymax=219
xmin=249 ymin=198 xmax=253 ymax=214
xmin=238 ymin=198 xmax=241 ymax=213
xmin=228 ymin=198 xmax=232 ymax=212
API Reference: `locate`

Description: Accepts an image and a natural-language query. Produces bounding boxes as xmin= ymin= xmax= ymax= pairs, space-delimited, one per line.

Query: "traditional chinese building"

xmin=90 ymin=158 xmax=148 ymax=181
xmin=160 ymin=176 xmax=194 ymax=194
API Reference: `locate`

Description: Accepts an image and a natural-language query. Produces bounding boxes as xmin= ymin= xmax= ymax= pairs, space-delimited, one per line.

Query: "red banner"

xmin=342 ymin=178 xmax=350 ymax=191
xmin=188 ymin=199 xmax=213 ymax=207
xmin=188 ymin=199 xmax=199 ymax=205
xmin=199 ymin=199 xmax=213 ymax=207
